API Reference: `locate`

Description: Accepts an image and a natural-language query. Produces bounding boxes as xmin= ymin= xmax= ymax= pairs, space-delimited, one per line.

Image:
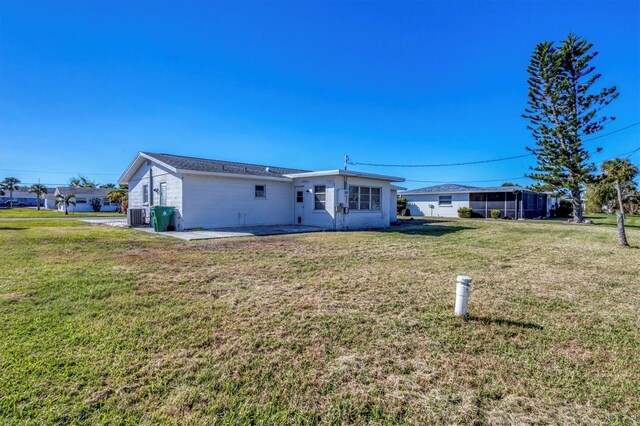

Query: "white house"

xmin=402 ymin=184 xmax=548 ymax=219
xmin=119 ymin=152 xmax=404 ymax=231
xmin=52 ymin=187 xmax=119 ymax=213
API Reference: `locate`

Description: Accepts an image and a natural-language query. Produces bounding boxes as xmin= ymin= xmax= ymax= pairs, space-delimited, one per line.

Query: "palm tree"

xmin=601 ymin=159 xmax=639 ymax=247
xmin=107 ymin=188 xmax=127 ymax=213
xmin=28 ymin=183 xmax=48 ymax=211
xmin=0 ymin=177 xmax=21 ymax=208
xmin=55 ymin=193 xmax=76 ymax=215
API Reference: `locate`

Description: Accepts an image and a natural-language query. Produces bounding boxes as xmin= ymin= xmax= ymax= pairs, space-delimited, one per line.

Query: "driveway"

xmin=134 ymin=225 xmax=325 ymax=240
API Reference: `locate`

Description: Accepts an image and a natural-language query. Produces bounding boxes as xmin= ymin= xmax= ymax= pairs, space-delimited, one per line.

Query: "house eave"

xmin=285 ymin=169 xmax=404 ymax=182
xmin=178 ymin=170 xmax=293 ymax=182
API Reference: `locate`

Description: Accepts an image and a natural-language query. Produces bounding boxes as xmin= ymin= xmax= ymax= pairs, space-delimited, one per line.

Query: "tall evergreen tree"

xmin=523 ymin=34 xmax=618 ymax=222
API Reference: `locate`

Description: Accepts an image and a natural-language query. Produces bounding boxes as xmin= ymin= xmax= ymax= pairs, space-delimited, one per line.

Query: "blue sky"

xmin=1 ymin=0 xmax=638 ymax=188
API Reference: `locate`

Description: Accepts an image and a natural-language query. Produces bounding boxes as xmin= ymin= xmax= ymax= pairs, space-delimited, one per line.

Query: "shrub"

xmin=458 ymin=207 xmax=472 ymax=218
xmin=397 ymin=197 xmax=407 ymax=214
xmin=551 ymin=199 xmax=573 ymax=218
xmin=490 ymin=209 xmax=501 ymax=219
xmin=89 ymin=197 xmax=102 ymax=212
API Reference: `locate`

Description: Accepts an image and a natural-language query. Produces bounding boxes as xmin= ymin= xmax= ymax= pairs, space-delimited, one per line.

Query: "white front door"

xmin=294 ymin=186 xmax=304 ymax=224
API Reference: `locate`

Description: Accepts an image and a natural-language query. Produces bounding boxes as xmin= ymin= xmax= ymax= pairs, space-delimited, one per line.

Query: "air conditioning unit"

xmin=127 ymin=208 xmax=147 ymax=227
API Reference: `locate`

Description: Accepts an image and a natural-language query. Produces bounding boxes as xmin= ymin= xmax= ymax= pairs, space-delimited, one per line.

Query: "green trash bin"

xmin=150 ymin=206 xmax=175 ymax=232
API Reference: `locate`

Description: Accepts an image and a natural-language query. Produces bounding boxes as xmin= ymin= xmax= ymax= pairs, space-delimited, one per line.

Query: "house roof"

xmin=55 ymin=187 xmax=114 ymax=197
xmin=284 ymin=169 xmax=404 ymax=182
xmin=402 ymin=184 xmax=535 ymax=195
xmin=145 ymin=152 xmax=309 ymax=177
xmin=119 ymin=152 xmax=310 ymax=183
xmin=119 ymin=152 xmax=404 ymax=184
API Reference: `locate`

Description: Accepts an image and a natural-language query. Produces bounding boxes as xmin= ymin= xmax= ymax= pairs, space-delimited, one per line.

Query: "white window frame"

xmin=255 ymin=185 xmax=266 ymax=199
xmin=438 ymin=195 xmax=453 ymax=207
xmin=159 ymin=182 xmax=167 ymax=206
xmin=348 ymin=185 xmax=382 ymax=211
xmin=314 ymin=185 xmax=326 ymax=210
xmin=142 ymin=184 xmax=149 ymax=205
xmin=76 ymin=196 xmax=87 ymax=204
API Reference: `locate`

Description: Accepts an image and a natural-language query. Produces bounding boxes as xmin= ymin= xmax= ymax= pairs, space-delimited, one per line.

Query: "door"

xmin=294 ymin=186 xmax=304 ymax=224
xmin=159 ymin=182 xmax=167 ymax=206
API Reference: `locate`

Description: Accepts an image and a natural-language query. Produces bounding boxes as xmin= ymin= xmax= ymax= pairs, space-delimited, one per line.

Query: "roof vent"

xmin=266 ymin=167 xmax=271 ymax=173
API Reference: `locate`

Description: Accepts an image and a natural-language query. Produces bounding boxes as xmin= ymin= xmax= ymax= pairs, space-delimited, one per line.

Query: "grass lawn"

xmin=0 ymin=208 xmax=125 ymax=218
xmin=585 ymin=213 xmax=640 ymax=229
xmin=1 ymin=218 xmax=638 ymax=424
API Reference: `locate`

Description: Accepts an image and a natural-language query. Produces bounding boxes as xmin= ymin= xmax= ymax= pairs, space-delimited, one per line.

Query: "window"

xmin=76 ymin=197 xmax=87 ymax=204
xmin=296 ymin=191 xmax=303 ymax=203
xmin=102 ymin=198 xmax=111 ymax=206
xmin=314 ymin=185 xmax=326 ymax=210
xmin=438 ymin=195 xmax=452 ymax=206
xmin=159 ymin=182 xmax=167 ymax=206
xmin=143 ymin=184 xmax=149 ymax=204
xmin=371 ymin=187 xmax=381 ymax=210
xmin=348 ymin=186 xmax=382 ymax=211
xmin=255 ymin=185 xmax=266 ymax=198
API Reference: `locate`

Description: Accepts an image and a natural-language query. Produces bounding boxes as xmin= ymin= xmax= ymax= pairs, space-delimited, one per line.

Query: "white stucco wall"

xmin=390 ymin=189 xmax=398 ymax=222
xmin=291 ymin=176 xmax=337 ymax=229
xmin=405 ymin=193 xmax=469 ymax=218
xmin=181 ymin=174 xmax=294 ymax=229
xmin=341 ymin=177 xmax=392 ymax=230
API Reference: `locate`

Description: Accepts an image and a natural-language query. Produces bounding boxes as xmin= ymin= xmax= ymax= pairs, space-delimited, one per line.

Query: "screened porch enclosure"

xmin=469 ymin=191 xmax=547 ymax=219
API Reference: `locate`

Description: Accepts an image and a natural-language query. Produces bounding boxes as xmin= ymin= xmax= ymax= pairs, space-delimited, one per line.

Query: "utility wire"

xmin=348 ymin=122 xmax=640 ymax=168
xmin=402 ymin=146 xmax=640 ymax=186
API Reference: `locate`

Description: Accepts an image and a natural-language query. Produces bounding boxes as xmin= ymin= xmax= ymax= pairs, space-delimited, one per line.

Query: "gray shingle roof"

xmin=143 ymin=152 xmax=309 ymax=178
xmin=403 ymin=184 xmax=480 ymax=194
xmin=56 ymin=187 xmax=114 ymax=197
xmin=402 ymin=184 xmax=535 ymax=194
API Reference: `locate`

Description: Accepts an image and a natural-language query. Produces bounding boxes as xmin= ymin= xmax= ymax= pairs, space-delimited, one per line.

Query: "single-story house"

xmin=52 ymin=187 xmax=120 ymax=213
xmin=118 ymin=152 xmax=404 ymax=231
xmin=401 ymin=184 xmax=548 ymax=219
xmin=0 ymin=190 xmax=45 ymax=208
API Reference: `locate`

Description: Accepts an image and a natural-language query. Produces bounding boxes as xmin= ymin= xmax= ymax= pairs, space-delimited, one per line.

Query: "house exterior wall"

xmin=291 ymin=176 xmax=337 ymax=229
xmin=390 ymin=189 xmax=398 ymax=222
xmin=127 ymin=161 xmax=184 ymax=229
xmin=406 ymin=193 xmax=469 ymax=217
xmin=290 ymin=176 xmax=393 ymax=230
xmin=181 ymin=174 xmax=294 ymax=229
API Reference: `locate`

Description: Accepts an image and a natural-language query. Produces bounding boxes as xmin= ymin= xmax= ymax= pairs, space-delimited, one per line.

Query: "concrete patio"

xmin=132 ymin=224 xmax=326 ymax=240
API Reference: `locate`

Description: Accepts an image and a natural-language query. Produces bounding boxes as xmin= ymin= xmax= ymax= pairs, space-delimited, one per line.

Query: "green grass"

xmin=0 ymin=208 xmax=125 ymax=218
xmin=585 ymin=213 xmax=640 ymax=229
xmin=1 ymin=218 xmax=639 ymax=424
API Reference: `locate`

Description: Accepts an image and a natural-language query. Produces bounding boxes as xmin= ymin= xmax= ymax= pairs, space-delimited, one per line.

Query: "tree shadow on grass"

xmin=386 ymin=220 xmax=476 ymax=237
xmin=0 ymin=227 xmax=27 ymax=231
xmin=464 ymin=314 xmax=544 ymax=330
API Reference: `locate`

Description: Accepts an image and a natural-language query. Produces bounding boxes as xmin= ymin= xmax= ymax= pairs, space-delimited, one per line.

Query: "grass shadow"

xmin=0 ymin=227 xmax=27 ymax=231
xmin=465 ymin=314 xmax=543 ymax=330
xmin=387 ymin=220 xmax=476 ymax=237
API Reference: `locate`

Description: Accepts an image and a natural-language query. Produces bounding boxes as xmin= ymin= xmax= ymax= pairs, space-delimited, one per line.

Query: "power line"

xmin=402 ymin=146 xmax=640 ymax=186
xmin=0 ymin=168 xmax=120 ymax=176
xmin=348 ymin=121 xmax=640 ymax=168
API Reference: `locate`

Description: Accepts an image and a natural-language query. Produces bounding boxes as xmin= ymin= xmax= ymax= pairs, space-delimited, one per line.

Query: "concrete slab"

xmin=133 ymin=225 xmax=326 ymax=241
xmin=80 ymin=217 xmax=128 ymax=225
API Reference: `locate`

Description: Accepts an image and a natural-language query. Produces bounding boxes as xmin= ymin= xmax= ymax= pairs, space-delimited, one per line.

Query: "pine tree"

xmin=523 ymin=34 xmax=618 ymax=222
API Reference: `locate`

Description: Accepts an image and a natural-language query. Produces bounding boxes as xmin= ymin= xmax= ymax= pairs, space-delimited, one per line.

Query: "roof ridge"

xmin=142 ymin=152 xmax=309 ymax=172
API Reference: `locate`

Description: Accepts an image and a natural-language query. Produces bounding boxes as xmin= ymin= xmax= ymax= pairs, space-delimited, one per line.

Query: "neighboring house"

xmin=0 ymin=190 xmax=44 ymax=208
xmin=53 ymin=187 xmax=119 ymax=213
xmin=402 ymin=184 xmax=548 ymax=219
xmin=119 ymin=152 xmax=404 ymax=231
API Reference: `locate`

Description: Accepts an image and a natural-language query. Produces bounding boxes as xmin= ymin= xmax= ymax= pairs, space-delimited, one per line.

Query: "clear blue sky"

xmin=1 ymin=0 xmax=638 ymax=188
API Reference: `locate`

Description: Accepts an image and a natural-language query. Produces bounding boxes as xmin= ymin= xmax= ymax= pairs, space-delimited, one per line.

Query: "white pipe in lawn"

xmin=455 ymin=275 xmax=473 ymax=316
